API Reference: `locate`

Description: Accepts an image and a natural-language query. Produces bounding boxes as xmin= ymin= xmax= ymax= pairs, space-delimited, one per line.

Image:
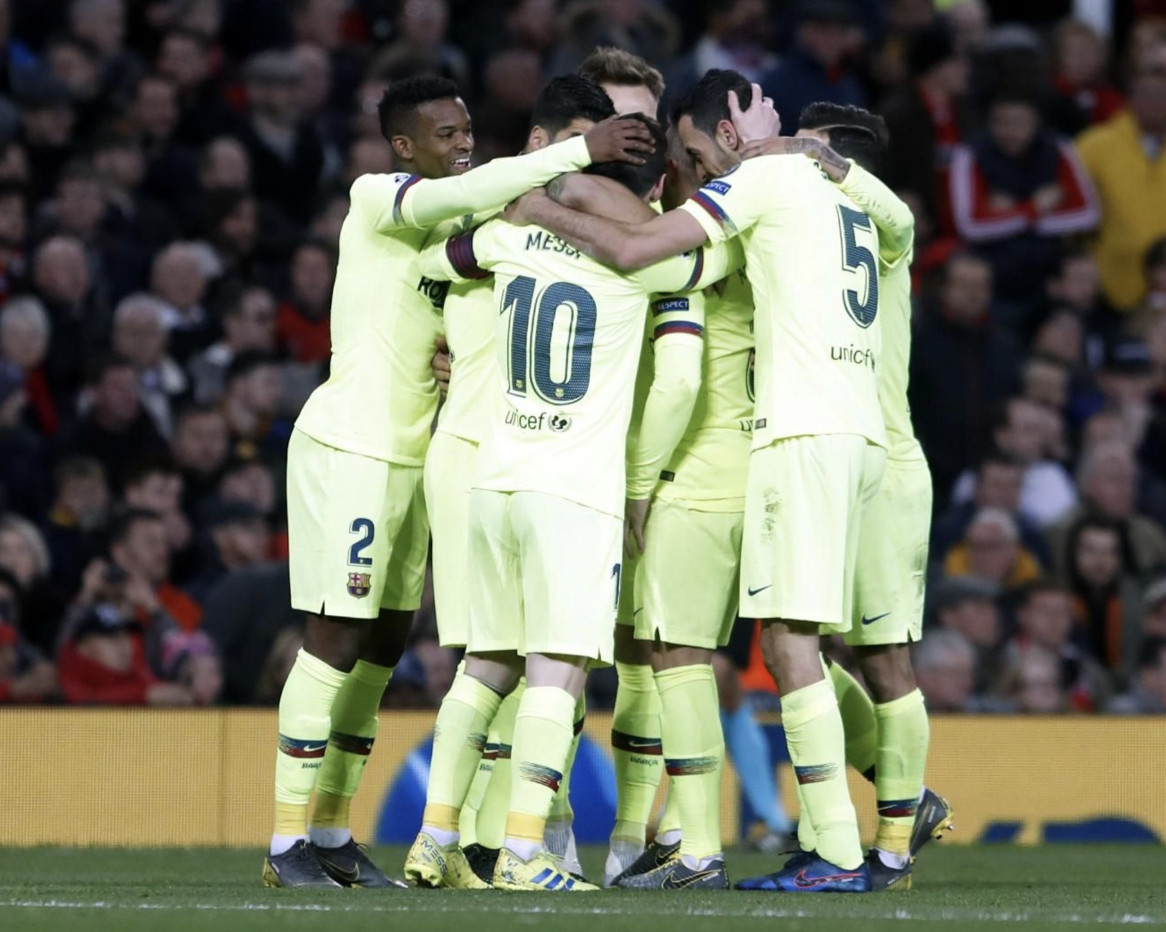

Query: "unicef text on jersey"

xmin=504 ymin=408 xmax=573 ymax=433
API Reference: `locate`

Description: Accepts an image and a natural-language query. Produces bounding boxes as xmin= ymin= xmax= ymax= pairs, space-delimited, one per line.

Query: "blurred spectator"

xmin=0 ymin=179 xmax=27 ymax=303
xmin=14 ymin=71 xmax=77 ymax=202
xmin=276 ymin=239 xmax=334 ymax=364
xmin=1048 ymin=440 xmax=1166 ymax=578
xmin=111 ymin=294 xmax=188 ymax=439
xmin=32 ymin=235 xmax=98 ymax=403
xmin=132 ymin=72 xmax=200 ymax=212
xmin=761 ymin=0 xmax=866 ymax=133
xmin=950 ymin=91 xmax=1099 ymax=311
xmin=251 ymin=623 xmax=303 ymax=705
xmin=1108 ymin=636 xmax=1166 ymax=713
xmin=0 ymin=512 xmax=61 ymax=649
xmin=170 ymin=403 xmax=229 ymax=513
xmin=950 ymin=397 xmax=1077 ymax=527
xmin=1062 ymin=515 xmax=1144 ymax=677
xmin=0 ymin=358 xmax=47 ymax=518
xmin=1140 ymin=236 xmax=1166 ymax=316
xmin=1022 ymin=354 xmax=1070 ymax=415
xmin=0 ymin=566 xmax=56 ymax=703
xmin=44 ymin=33 xmax=103 ymax=135
xmin=189 ymin=499 xmax=270 ymax=600
xmin=882 ymin=17 xmax=969 ymax=232
xmin=913 ymin=628 xmax=979 ymax=712
xmin=238 ymin=50 xmax=324 ymax=225
xmin=42 ymin=456 xmax=108 ymax=598
xmin=550 ymin=0 xmax=679 ymax=77
xmin=472 ymin=49 xmax=547 ymax=160
xmin=1076 ymin=45 xmax=1166 ymax=312
xmin=0 ymin=296 xmax=55 ymax=436
xmin=122 ymin=456 xmax=193 ymax=581
xmin=92 ymin=130 xmax=178 ymax=258
xmin=1046 ymin=249 xmax=1106 ymax=324
xmin=55 ymin=355 xmax=169 ymax=489
xmin=149 ymin=242 xmax=217 ymax=363
xmin=665 ymin=0 xmax=777 ymax=104
xmin=1007 ymin=579 xmax=1112 ymax=711
xmin=932 ymin=574 xmax=1001 ymax=687
xmin=107 ymin=507 xmax=200 ymax=632
xmin=909 ymin=253 xmax=1021 ymax=499
xmin=994 ymin=644 xmax=1069 ymax=713
xmin=68 ymin=0 xmax=138 ymax=104
xmin=156 ymin=27 xmax=236 ymax=148
xmin=370 ymin=0 xmax=470 ymax=91
xmin=198 ymin=136 xmax=251 ymax=193
xmin=932 ymin=450 xmax=1052 ymax=568
xmin=941 ymin=506 xmax=1041 ymax=592
xmin=1048 ymin=19 xmax=1124 ymax=136
xmin=189 ymin=284 xmax=277 ymax=405
xmin=221 ymin=351 xmax=291 ymax=460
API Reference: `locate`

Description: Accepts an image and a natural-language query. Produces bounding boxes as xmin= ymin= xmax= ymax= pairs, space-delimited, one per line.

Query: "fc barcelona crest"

xmin=347 ymin=572 xmax=372 ymax=598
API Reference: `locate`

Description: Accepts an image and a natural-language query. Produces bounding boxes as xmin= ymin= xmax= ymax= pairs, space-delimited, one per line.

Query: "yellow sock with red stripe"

xmin=873 ymin=688 xmax=929 ymax=861
xmin=610 ymin=662 xmax=663 ymax=848
xmin=272 ymin=649 xmax=347 ymax=855
xmin=505 ymin=686 xmax=576 ymax=861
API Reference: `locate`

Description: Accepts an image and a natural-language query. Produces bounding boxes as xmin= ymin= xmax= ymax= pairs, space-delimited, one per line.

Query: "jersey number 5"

xmin=504 ymin=275 xmax=596 ymax=405
xmin=838 ymin=206 xmax=879 ymax=328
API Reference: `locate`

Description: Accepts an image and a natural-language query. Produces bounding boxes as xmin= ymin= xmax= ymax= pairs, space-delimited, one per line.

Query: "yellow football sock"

xmin=469 ymin=683 xmax=521 ymax=849
xmin=505 ymin=686 xmax=577 ymax=856
xmin=828 ymin=660 xmax=877 ymax=779
xmin=656 ymin=664 xmax=723 ymax=863
xmin=548 ymin=693 xmax=585 ymax=824
xmin=781 ymin=678 xmax=862 ymax=870
xmin=795 ymin=781 xmax=816 ymax=853
xmin=610 ymin=662 xmax=663 ymax=846
xmin=421 ymin=672 xmax=503 ymax=836
xmin=657 ymin=787 xmax=681 ymax=842
xmin=311 ymin=660 xmax=393 ymax=843
xmin=273 ymin=649 xmax=347 ymax=846
xmin=873 ymin=688 xmax=929 ymax=856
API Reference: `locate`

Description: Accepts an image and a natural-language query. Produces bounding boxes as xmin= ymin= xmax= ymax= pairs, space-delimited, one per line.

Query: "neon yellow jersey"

xmin=837 ymin=162 xmax=925 ymax=463
xmin=435 ymin=277 xmax=495 ymax=444
xmin=294 ymin=136 xmax=593 ymax=465
xmin=680 ymin=155 xmax=886 ymax=450
xmin=418 ymin=220 xmax=739 ymax=518
xmin=658 ymin=269 xmax=754 ymax=507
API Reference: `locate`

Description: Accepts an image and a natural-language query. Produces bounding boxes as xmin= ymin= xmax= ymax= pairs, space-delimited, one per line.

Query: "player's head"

xmin=583 ymin=113 xmax=667 ymax=202
xmin=377 ymin=76 xmax=472 ymax=179
xmin=796 ymin=101 xmax=889 ymax=175
xmin=526 ymin=75 xmax=615 ymax=151
xmin=578 ymin=46 xmax=664 ymax=117
xmin=671 ymin=68 xmax=753 ymax=183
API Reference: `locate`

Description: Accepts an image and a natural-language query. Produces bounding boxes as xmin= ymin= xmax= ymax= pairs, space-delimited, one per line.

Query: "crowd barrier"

xmin=2 ymin=710 xmax=1163 ymax=846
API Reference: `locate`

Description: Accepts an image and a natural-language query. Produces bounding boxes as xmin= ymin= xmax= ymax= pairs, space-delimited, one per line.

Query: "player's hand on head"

xmin=624 ymin=497 xmax=651 ymax=559
xmin=502 ymin=187 xmax=549 ymax=226
xmin=432 ymin=337 xmax=451 ymax=395
xmin=730 ymin=83 xmax=781 ymax=145
xmin=584 ymin=115 xmax=654 ymax=167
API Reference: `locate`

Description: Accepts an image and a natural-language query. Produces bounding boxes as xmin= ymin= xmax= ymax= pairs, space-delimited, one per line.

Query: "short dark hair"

xmin=1018 ymin=578 xmax=1071 ymax=608
xmin=672 ymin=69 xmax=752 ymax=139
xmin=53 ymin=456 xmax=105 ymax=492
xmin=578 ymin=47 xmax=665 ymax=101
xmin=109 ymin=507 xmax=164 ymax=548
xmin=226 ymin=350 xmax=278 ymax=386
xmin=122 ymin=454 xmax=179 ymax=490
xmin=583 ymin=113 xmax=667 ymax=199
xmin=85 ymin=353 xmax=134 ymax=387
xmin=530 ymin=75 xmax=614 ymax=138
xmin=798 ymin=101 xmax=889 ymax=175
xmin=978 ymin=448 xmax=1023 ymax=474
xmin=175 ymin=401 xmax=225 ymax=427
xmin=377 ymin=76 xmax=462 ymax=139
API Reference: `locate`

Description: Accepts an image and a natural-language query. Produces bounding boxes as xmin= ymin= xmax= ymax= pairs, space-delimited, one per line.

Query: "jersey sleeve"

xmin=416 ymin=222 xmax=501 ymax=283
xmin=838 ymin=161 xmax=916 ymax=268
xmin=626 ymin=292 xmax=707 ymax=498
xmin=678 ymin=157 xmax=781 ymax=244
xmin=354 ymin=135 xmax=591 ymax=232
xmin=632 ymin=239 xmax=745 ymax=295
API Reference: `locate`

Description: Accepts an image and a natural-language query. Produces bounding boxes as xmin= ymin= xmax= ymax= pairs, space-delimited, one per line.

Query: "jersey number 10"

xmin=504 ymin=275 xmax=596 ymax=404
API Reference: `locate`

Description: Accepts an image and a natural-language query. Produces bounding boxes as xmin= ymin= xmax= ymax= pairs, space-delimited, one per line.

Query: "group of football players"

xmin=261 ymin=45 xmax=953 ymax=896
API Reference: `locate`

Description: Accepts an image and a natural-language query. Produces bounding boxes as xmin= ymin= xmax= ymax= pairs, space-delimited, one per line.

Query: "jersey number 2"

xmin=504 ymin=275 xmax=596 ymax=405
xmin=348 ymin=518 xmax=375 ymax=566
xmin=838 ymin=205 xmax=879 ymax=329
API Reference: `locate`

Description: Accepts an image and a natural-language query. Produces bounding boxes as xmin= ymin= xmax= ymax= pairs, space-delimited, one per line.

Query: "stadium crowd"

xmin=0 ymin=0 xmax=1165 ymax=717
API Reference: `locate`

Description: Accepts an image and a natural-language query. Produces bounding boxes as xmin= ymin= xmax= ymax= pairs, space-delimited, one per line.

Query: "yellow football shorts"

xmin=634 ymin=497 xmax=743 ymax=650
xmin=287 ymin=428 xmax=428 ymax=619
xmin=424 ymin=430 xmax=479 ymax=647
xmin=740 ymin=433 xmax=885 ymax=631
xmin=846 ymin=456 xmax=932 ymax=647
xmin=467 ymin=489 xmax=620 ymax=664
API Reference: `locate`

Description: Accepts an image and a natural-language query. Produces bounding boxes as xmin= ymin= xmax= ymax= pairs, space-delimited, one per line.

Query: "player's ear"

xmin=648 ymin=173 xmax=667 ymax=204
xmin=391 ymin=134 xmax=414 ymax=162
xmin=717 ymin=118 xmax=741 ymax=153
xmin=527 ymin=125 xmax=548 ymax=152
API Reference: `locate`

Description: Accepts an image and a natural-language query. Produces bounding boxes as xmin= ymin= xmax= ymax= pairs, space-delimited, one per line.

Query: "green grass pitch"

xmin=2 ymin=845 xmax=1164 ymax=932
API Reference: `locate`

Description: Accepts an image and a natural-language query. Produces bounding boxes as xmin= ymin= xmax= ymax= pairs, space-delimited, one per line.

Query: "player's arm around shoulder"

xmin=416 ymin=221 xmax=503 ymax=283
xmin=837 ymin=162 xmax=915 ymax=266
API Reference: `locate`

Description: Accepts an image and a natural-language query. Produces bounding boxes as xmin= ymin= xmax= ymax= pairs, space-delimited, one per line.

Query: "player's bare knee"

xmin=614 ymin=625 xmax=653 ymax=665
xmin=651 ymin=643 xmax=712 ymax=672
xmin=713 ymin=653 xmax=742 ymax=711
xmin=855 ymin=643 xmax=916 ymax=703
xmin=358 ymin=609 xmax=414 ymax=667
xmin=525 ymin=652 xmax=588 ymax=696
xmin=303 ymin=613 xmax=364 ymax=672
xmin=465 ymin=652 xmax=522 ymax=694
xmin=760 ymin=620 xmax=826 ymax=694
